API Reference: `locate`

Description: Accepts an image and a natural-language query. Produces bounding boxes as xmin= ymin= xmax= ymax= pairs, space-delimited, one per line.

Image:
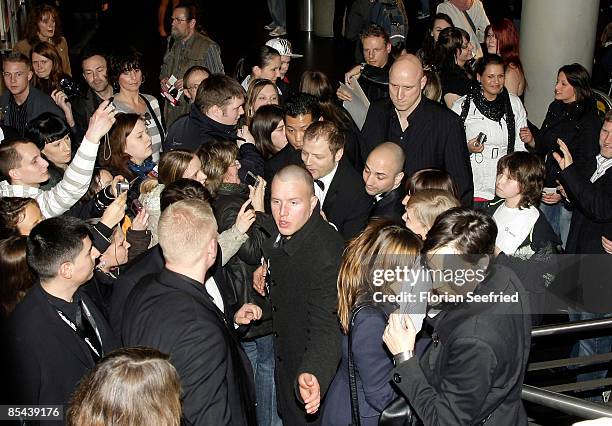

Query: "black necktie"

xmin=315 ymin=179 xmax=325 ymax=191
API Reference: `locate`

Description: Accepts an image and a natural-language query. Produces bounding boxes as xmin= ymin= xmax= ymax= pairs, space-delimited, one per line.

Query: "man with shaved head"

xmin=254 ymin=164 xmax=343 ymax=424
xmin=360 ymin=54 xmax=474 ymax=206
xmin=363 ymin=141 xmax=406 ymax=221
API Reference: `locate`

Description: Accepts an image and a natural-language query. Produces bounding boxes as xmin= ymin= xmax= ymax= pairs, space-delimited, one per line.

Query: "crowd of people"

xmin=0 ymin=0 xmax=611 ymax=425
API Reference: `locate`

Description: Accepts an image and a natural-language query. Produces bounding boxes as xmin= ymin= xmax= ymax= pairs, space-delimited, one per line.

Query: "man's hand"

xmin=235 ymin=199 xmax=256 ymax=234
xmin=297 ymin=373 xmax=321 ymax=414
xmin=174 ymin=78 xmax=184 ymax=90
xmin=234 ymin=303 xmax=263 ymax=325
xmin=100 ymin=191 xmax=127 ymax=229
xmin=467 ymin=136 xmax=485 ymax=154
xmin=253 ymin=264 xmax=266 ymax=296
xmin=552 ymin=139 xmax=574 ymax=170
xmin=383 ymin=312 xmax=416 ymax=355
xmin=109 ymin=175 xmax=125 ymax=197
xmin=85 ymin=100 xmax=117 ymax=143
xmin=160 ymin=77 xmax=170 ymax=92
xmin=602 ymin=236 xmax=612 ymax=254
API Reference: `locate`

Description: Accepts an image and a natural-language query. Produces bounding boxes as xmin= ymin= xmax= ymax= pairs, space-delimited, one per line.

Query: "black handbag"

xmin=347 ymin=303 xmax=421 ymax=426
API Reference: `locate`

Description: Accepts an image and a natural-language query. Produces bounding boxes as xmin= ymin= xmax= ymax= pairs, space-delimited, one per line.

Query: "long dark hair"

xmin=421 ymin=13 xmax=454 ymax=66
xmin=30 ymin=41 xmax=65 ymax=93
xmin=434 ymin=27 xmax=471 ymax=74
xmin=0 ymin=236 xmax=35 ymax=318
xmin=558 ymin=63 xmax=594 ymax=104
xmin=249 ymin=104 xmax=285 ymax=160
xmin=299 ymin=70 xmax=354 ymax=132
xmin=99 ymin=113 xmax=142 ymax=180
xmin=234 ymin=45 xmax=280 ymax=82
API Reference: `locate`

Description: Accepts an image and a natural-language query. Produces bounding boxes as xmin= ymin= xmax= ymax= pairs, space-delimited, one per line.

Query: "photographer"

xmin=383 ymin=208 xmax=532 ymax=426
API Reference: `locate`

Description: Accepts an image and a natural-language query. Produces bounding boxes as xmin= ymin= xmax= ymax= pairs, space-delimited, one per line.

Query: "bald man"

xmin=360 ymin=54 xmax=474 ymax=206
xmin=255 ymin=164 xmax=343 ymax=424
xmin=363 ymin=142 xmax=406 ymax=221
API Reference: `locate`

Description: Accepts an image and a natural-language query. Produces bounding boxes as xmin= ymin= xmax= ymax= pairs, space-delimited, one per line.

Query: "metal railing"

xmin=532 ymin=318 xmax=612 ymax=338
xmin=522 ymin=385 xmax=612 ymax=420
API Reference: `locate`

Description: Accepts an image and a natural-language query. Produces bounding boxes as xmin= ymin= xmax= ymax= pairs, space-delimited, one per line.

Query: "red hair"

xmin=487 ymin=19 xmax=523 ymax=75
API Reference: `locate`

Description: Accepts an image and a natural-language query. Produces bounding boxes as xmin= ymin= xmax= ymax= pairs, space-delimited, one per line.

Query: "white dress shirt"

xmin=314 ymin=163 xmax=339 ymax=206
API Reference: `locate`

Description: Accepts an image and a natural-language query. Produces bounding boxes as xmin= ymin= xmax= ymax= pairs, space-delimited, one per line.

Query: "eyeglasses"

xmin=171 ymin=16 xmax=189 ymax=23
xmin=485 ymin=33 xmax=496 ymax=40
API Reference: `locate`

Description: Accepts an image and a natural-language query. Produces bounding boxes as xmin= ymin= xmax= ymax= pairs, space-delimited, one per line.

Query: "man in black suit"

xmin=122 ymin=198 xmax=260 ymax=426
xmin=302 ymin=121 xmax=372 ymax=240
xmin=363 ymin=141 xmax=405 ymax=222
xmin=6 ymin=216 xmax=118 ymax=419
xmin=254 ymin=165 xmax=343 ymax=424
xmin=555 ymin=116 xmax=612 ymax=385
xmin=360 ymin=54 xmax=474 ymax=206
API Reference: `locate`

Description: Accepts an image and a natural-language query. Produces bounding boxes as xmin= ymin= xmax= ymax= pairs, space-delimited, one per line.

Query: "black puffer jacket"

xmin=212 ymin=183 xmax=273 ymax=339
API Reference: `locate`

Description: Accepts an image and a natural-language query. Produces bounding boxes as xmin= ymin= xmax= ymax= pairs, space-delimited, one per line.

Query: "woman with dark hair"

xmin=243 ymin=78 xmax=280 ymax=126
xmin=299 ymin=70 xmax=363 ymax=169
xmin=434 ymin=27 xmax=474 ymax=108
xmin=99 ymin=113 xmax=154 ymax=187
xmin=520 ymin=63 xmax=601 ymax=246
xmin=109 ymin=48 xmax=164 ymax=162
xmin=68 ymin=347 xmax=182 ymax=426
xmin=0 ymin=197 xmax=43 ymax=239
xmin=249 ymin=105 xmax=290 ymax=188
xmin=383 ymin=207 xmax=532 ymax=426
xmin=0 ymin=236 xmax=36 ymax=319
xmin=321 ymin=219 xmax=422 ymax=425
xmin=235 ymin=45 xmax=282 ymax=91
xmin=452 ymin=55 xmax=528 ymax=209
xmin=14 ymin=3 xmax=71 ymax=75
xmin=30 ymin=42 xmax=66 ymax=96
xmin=485 ymin=19 xmax=526 ymax=97
xmin=25 ymin=112 xmax=72 ymax=182
xmin=417 ymin=13 xmax=454 ymax=67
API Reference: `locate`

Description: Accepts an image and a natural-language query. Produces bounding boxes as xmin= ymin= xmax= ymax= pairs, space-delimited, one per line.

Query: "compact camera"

xmin=59 ymin=76 xmax=82 ymax=99
xmin=116 ymin=181 xmax=130 ymax=195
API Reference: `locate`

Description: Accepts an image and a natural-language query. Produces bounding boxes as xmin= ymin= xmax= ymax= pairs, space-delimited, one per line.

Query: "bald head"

xmin=388 ymin=55 xmax=427 ymax=114
xmin=271 ymin=165 xmax=318 ymax=236
xmin=363 ymin=142 xmax=406 ymax=196
xmin=273 ymin=165 xmax=315 ymax=197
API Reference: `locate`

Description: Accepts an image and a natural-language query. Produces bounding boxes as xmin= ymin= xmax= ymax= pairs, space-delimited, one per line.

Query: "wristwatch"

xmin=393 ymin=350 xmax=414 ymax=366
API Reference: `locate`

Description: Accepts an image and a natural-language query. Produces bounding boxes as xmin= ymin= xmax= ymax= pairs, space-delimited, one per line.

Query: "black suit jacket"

xmin=323 ymin=158 xmax=373 ymax=240
xmin=360 ymin=97 xmax=474 ymax=206
xmin=369 ymin=186 xmax=405 ymax=223
xmin=559 ymin=161 xmax=612 ymax=312
xmin=262 ymin=212 xmax=344 ymax=424
xmin=122 ymin=268 xmax=256 ymax=426
xmin=110 ymin=244 xmax=235 ymax=338
xmin=5 ymin=284 xmax=119 ymax=420
xmin=392 ymin=264 xmax=532 ymax=425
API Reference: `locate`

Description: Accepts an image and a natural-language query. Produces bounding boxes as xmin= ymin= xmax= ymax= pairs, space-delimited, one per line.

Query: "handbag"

xmin=347 ymin=302 xmax=421 ymax=426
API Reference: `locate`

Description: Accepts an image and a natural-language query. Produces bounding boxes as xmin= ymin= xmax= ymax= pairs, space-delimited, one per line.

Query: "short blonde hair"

xmin=406 ymin=189 xmax=460 ymax=230
xmin=67 ymin=347 xmax=181 ymax=426
xmin=158 ymin=199 xmax=217 ymax=264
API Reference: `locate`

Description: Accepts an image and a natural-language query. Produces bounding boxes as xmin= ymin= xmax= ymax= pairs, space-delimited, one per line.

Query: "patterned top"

xmin=0 ymin=137 xmax=99 ymax=217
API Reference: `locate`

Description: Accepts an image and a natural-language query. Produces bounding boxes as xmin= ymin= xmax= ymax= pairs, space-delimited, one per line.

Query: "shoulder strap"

xmin=462 ymin=10 xmax=478 ymax=35
xmin=139 ymin=94 xmax=166 ymax=136
xmin=348 ymin=302 xmax=387 ymax=426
